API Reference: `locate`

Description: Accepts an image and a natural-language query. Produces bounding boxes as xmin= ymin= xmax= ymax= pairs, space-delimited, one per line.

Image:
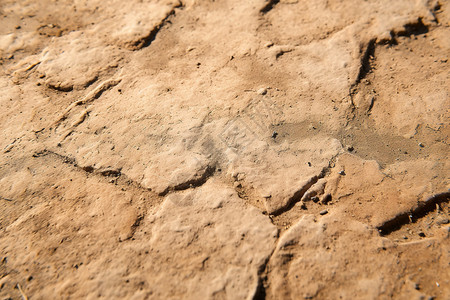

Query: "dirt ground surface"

xmin=0 ymin=0 xmax=449 ymax=299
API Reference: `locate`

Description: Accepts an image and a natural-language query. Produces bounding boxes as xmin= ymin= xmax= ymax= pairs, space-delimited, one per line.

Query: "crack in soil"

xmin=348 ymin=17 xmax=431 ymax=113
xmin=252 ymin=232 xmax=279 ymax=300
xmin=120 ymin=214 xmax=145 ymax=242
xmin=53 ymin=78 xmax=121 ymax=128
xmin=32 ymin=149 xmax=216 ymax=199
xmin=377 ymin=191 xmax=450 ymax=235
xmin=129 ymin=3 xmax=183 ymax=50
xmin=158 ymin=165 xmax=217 ymax=196
xmin=348 ymin=38 xmax=376 ymax=112
xmin=32 ymin=149 xmax=136 ymax=186
xmin=271 ymin=153 xmax=340 ymax=216
xmin=260 ymin=0 xmax=280 ymax=14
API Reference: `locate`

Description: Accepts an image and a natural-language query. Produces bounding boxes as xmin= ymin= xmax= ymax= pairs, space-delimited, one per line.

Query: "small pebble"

xmin=418 ymin=232 xmax=425 ymax=237
xmin=338 ymin=170 xmax=346 ymax=175
xmin=319 ymin=209 xmax=328 ymax=215
xmin=257 ymin=87 xmax=267 ymax=95
xmin=418 ymin=142 xmax=424 ymax=148
xmin=321 ymin=194 xmax=332 ymax=204
xmin=347 ymin=145 xmax=354 ymax=152
xmin=271 ymin=131 xmax=278 ymax=139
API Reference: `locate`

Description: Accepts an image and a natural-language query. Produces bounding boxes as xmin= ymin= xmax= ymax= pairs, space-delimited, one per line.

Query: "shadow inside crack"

xmin=377 ymin=192 xmax=450 ymax=235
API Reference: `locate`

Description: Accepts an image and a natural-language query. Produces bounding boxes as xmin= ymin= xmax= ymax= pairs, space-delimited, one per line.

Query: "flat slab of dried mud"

xmin=1 ymin=0 xmax=449 ymax=299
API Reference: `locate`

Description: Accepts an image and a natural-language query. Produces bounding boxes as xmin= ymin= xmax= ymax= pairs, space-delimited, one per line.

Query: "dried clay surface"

xmin=0 ymin=0 xmax=449 ymax=299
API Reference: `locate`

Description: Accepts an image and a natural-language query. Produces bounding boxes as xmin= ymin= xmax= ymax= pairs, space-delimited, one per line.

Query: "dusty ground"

xmin=0 ymin=0 xmax=449 ymax=299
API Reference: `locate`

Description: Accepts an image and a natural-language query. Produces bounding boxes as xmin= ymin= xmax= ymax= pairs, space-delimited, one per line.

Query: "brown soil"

xmin=1 ymin=0 xmax=449 ymax=299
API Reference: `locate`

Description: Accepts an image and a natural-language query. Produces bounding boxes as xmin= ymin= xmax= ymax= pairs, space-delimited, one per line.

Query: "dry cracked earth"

xmin=1 ymin=0 xmax=449 ymax=299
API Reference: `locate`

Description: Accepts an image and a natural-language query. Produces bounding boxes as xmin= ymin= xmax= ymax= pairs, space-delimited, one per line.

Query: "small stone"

xmin=418 ymin=232 xmax=425 ymax=237
xmin=311 ymin=196 xmax=319 ymax=203
xmin=271 ymin=131 xmax=278 ymax=139
xmin=338 ymin=170 xmax=346 ymax=175
xmin=418 ymin=142 xmax=424 ymax=148
xmin=347 ymin=145 xmax=354 ymax=152
xmin=233 ymin=181 xmax=242 ymax=188
xmin=319 ymin=209 xmax=328 ymax=215
xmin=257 ymin=88 xmax=267 ymax=95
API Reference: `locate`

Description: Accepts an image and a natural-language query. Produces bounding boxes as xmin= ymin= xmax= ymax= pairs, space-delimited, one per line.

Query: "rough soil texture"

xmin=0 ymin=0 xmax=449 ymax=299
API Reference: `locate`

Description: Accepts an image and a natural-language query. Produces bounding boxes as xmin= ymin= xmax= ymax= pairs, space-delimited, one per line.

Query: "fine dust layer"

xmin=0 ymin=0 xmax=449 ymax=299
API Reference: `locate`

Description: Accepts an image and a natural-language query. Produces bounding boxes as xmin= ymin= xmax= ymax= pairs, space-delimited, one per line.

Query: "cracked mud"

xmin=1 ymin=0 xmax=449 ymax=299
